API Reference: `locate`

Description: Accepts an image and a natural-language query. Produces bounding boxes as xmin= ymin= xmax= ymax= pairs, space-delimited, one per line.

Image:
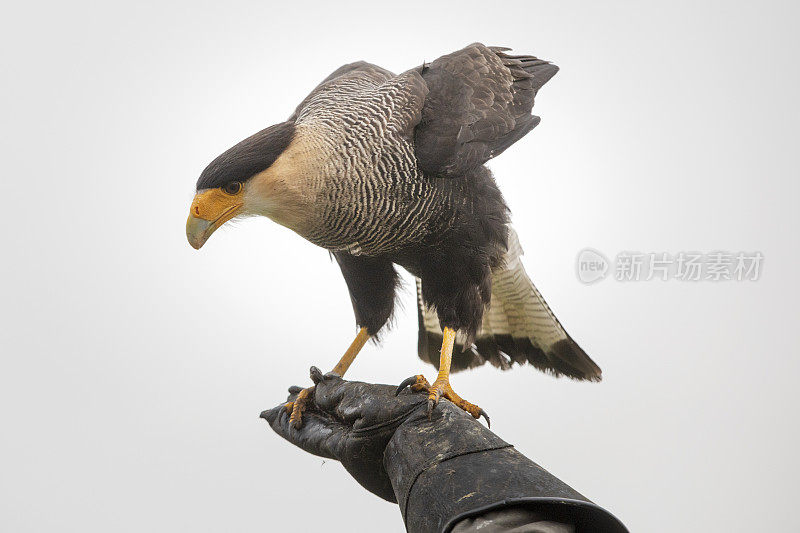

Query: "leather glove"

xmin=261 ymin=368 xmax=628 ymax=533
xmin=260 ymin=366 xmax=423 ymax=501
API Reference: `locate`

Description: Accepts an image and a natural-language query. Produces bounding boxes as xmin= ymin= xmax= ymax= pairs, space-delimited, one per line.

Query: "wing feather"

xmin=412 ymin=43 xmax=558 ymax=178
xmin=417 ymin=227 xmax=602 ymax=380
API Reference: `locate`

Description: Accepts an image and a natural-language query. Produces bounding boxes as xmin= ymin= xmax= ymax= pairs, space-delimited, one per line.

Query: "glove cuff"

xmin=384 ymin=402 xmax=627 ymax=533
xmin=384 ymin=402 xmax=510 ymax=520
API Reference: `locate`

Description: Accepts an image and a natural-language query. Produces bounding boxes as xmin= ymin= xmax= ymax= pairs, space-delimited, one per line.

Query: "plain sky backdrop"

xmin=2 ymin=1 xmax=799 ymax=531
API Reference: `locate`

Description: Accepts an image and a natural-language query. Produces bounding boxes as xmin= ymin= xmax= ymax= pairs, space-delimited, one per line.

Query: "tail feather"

xmin=416 ymin=226 xmax=602 ymax=381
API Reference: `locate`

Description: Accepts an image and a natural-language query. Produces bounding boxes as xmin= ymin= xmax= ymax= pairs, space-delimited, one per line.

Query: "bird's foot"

xmin=284 ymin=386 xmax=313 ymax=428
xmin=284 ymin=366 xmax=329 ymax=429
xmin=396 ymin=374 xmax=490 ymax=427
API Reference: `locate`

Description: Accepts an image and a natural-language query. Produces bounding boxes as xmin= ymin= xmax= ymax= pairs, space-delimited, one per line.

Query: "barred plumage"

xmin=290 ymin=67 xmax=440 ymax=255
xmin=191 ymin=42 xmax=601 ymax=382
xmin=417 ymin=227 xmax=602 ymax=380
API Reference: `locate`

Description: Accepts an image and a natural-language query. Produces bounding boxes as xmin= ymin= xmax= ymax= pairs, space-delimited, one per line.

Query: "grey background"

xmin=2 ymin=1 xmax=798 ymax=531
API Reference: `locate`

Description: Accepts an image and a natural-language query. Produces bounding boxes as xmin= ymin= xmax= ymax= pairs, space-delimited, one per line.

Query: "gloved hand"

xmin=261 ymin=368 xmax=628 ymax=533
xmin=261 ymin=366 xmax=427 ymax=501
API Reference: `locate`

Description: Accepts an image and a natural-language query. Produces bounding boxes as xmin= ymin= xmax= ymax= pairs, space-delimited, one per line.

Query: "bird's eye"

xmin=222 ymin=182 xmax=242 ymax=195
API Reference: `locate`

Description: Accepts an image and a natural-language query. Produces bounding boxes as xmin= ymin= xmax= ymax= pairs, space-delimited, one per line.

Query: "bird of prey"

xmin=186 ymin=43 xmax=601 ymax=427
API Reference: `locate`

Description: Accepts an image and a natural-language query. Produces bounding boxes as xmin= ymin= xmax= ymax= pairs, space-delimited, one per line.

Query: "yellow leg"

xmin=397 ymin=327 xmax=489 ymax=425
xmin=435 ymin=327 xmax=457 ymax=384
xmin=286 ymin=327 xmax=370 ymax=428
xmin=331 ymin=326 xmax=371 ymax=377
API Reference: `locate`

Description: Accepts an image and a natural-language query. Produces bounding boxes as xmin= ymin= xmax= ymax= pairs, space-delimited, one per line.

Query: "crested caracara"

xmin=186 ymin=43 xmax=601 ymax=427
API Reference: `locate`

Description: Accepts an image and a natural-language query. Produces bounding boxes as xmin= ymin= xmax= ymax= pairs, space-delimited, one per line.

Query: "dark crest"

xmin=196 ymin=121 xmax=296 ymax=190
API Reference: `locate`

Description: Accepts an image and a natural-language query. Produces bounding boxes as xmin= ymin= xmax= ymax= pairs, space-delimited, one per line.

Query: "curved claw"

xmin=479 ymin=408 xmax=491 ymax=428
xmin=396 ymin=375 xmax=419 ymax=396
xmin=288 ymin=385 xmax=303 ymax=394
xmin=426 ymin=398 xmax=437 ymax=419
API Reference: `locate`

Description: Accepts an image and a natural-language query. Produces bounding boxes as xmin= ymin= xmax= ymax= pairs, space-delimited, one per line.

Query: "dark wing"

xmin=288 ymin=61 xmax=395 ymax=122
xmin=412 ymin=43 xmax=558 ymax=178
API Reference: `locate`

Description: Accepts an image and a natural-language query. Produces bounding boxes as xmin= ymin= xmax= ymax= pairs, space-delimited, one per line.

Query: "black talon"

xmin=479 ymin=408 xmax=491 ymax=428
xmin=309 ymin=366 xmax=324 ymax=384
xmin=288 ymin=385 xmax=303 ymax=394
xmin=396 ymin=375 xmax=418 ymax=396
xmin=427 ymin=398 xmax=436 ymax=419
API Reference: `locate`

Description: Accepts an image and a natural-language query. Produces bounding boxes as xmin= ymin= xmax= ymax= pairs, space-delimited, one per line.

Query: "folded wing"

xmin=417 ymin=227 xmax=602 ymax=381
xmin=412 ymin=43 xmax=559 ymax=178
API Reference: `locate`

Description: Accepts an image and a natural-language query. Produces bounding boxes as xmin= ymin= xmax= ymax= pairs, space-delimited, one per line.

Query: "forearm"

xmin=383 ymin=402 xmax=625 ymax=533
xmin=453 ymin=507 xmax=574 ymax=533
xmin=263 ymin=376 xmax=627 ymax=533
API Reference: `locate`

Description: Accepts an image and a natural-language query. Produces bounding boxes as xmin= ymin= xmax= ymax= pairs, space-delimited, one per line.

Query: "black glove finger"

xmin=331 ymin=382 xmax=427 ymax=430
xmin=260 ymin=402 xmax=291 ymax=428
xmin=283 ymin=392 xmax=301 ymax=404
xmin=260 ymin=400 xmax=343 ymax=460
xmin=309 ymin=366 xmax=325 ymax=385
xmin=281 ymin=368 xmax=343 ymax=407
xmin=309 ymin=371 xmax=349 ymax=412
xmin=312 ymin=376 xmax=408 ymax=428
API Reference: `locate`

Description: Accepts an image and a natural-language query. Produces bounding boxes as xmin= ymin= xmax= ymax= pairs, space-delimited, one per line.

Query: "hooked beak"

xmin=186 ymin=189 xmax=243 ymax=250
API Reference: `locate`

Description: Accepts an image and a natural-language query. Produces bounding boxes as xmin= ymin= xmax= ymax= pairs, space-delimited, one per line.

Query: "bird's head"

xmin=186 ymin=121 xmax=299 ymax=250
